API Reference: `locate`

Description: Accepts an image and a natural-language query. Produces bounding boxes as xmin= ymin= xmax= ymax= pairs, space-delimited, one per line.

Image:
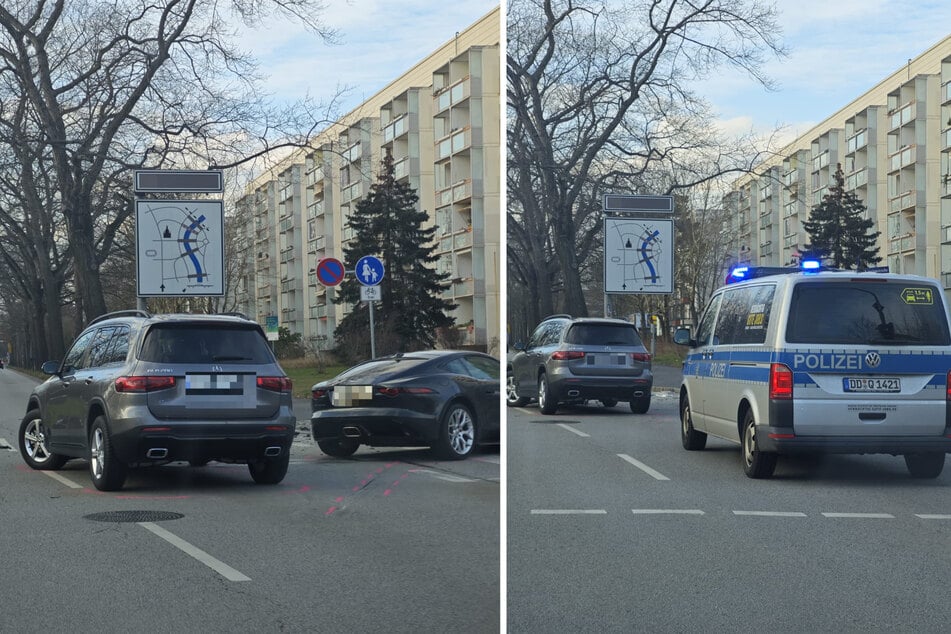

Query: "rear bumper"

xmin=547 ymin=373 xmax=653 ymax=403
xmin=110 ymin=415 xmax=296 ymax=465
xmin=311 ymin=407 xmax=439 ymax=447
xmin=758 ymin=426 xmax=951 ymax=454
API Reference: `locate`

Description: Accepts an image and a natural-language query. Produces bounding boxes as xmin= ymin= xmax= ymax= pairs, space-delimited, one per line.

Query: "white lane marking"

xmin=138 ymin=522 xmax=251 ymax=582
xmin=632 ymin=509 xmax=704 ymax=515
xmin=616 ymin=454 xmax=670 ymax=481
xmin=821 ymin=512 xmax=895 ymax=519
xmin=557 ymin=423 xmax=589 ymax=437
xmin=0 ymin=437 xmax=15 ymax=451
xmin=42 ymin=471 xmax=83 ymax=489
xmin=531 ymin=509 xmax=607 ymax=515
xmin=733 ymin=511 xmax=808 ymax=517
xmin=409 ymin=469 xmax=477 ymax=483
xmin=476 ymin=456 xmax=500 ymax=464
xmin=916 ymin=514 xmax=951 ymax=520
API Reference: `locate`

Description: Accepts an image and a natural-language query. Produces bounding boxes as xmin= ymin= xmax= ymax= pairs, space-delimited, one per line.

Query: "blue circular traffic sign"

xmin=355 ymin=255 xmax=385 ymax=286
xmin=315 ymin=257 xmax=345 ymax=287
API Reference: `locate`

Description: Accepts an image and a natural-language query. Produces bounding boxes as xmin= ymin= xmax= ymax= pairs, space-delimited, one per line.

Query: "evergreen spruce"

xmin=333 ymin=151 xmax=456 ymax=360
xmin=802 ymin=163 xmax=881 ymax=270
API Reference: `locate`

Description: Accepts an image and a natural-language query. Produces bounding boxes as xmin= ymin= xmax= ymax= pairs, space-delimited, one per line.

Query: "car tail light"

xmin=769 ymin=363 xmax=793 ymax=400
xmin=946 ymin=371 xmax=951 ymax=401
xmin=115 ymin=376 xmax=176 ymax=393
xmin=376 ymin=386 xmax=436 ymax=397
xmin=258 ymin=376 xmax=292 ymax=393
xmin=551 ymin=350 xmax=585 ymax=360
xmin=312 ymin=387 xmax=328 ymax=399
xmin=631 ymin=352 xmax=652 ymax=362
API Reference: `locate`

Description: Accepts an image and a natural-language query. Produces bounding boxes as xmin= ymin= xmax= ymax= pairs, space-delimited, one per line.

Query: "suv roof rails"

xmin=88 ymin=309 xmax=152 ymax=326
xmin=542 ymin=314 xmax=573 ymax=320
xmin=219 ymin=311 xmax=251 ymax=320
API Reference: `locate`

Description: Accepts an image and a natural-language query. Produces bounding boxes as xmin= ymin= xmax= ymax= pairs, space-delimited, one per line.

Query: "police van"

xmin=673 ymin=261 xmax=951 ymax=479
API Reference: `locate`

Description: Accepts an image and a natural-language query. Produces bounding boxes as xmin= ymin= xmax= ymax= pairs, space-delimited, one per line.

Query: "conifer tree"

xmin=333 ymin=151 xmax=455 ymax=359
xmin=802 ymin=163 xmax=881 ymax=270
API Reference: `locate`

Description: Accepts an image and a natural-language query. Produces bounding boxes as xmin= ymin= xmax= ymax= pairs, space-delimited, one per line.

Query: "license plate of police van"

xmin=843 ymin=377 xmax=901 ymax=393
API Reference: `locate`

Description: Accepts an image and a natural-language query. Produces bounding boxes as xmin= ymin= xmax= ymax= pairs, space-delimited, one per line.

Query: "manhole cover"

xmin=84 ymin=510 xmax=184 ymax=523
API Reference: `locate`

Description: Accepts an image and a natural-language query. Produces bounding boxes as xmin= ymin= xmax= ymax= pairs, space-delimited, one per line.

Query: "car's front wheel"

xmin=538 ymin=373 xmax=557 ymax=415
xmin=742 ymin=409 xmax=777 ymax=479
xmin=904 ymin=453 xmax=945 ymax=479
xmin=435 ymin=403 xmax=477 ymax=460
xmin=506 ymin=371 xmax=529 ymax=407
xmin=248 ymin=451 xmax=290 ymax=484
xmin=19 ymin=410 xmax=67 ymax=470
xmin=89 ymin=416 xmax=128 ymax=491
xmin=317 ymin=438 xmax=359 ymax=458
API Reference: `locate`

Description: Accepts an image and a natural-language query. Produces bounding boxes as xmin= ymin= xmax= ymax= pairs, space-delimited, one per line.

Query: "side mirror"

xmin=672 ymin=328 xmax=695 ymax=347
xmin=513 ymin=342 xmax=527 ymax=351
xmin=40 ymin=360 xmax=62 ymax=375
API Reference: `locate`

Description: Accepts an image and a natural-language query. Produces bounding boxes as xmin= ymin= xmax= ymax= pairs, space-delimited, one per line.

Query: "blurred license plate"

xmin=332 ymin=385 xmax=374 ymax=407
xmin=843 ymin=377 xmax=901 ymax=393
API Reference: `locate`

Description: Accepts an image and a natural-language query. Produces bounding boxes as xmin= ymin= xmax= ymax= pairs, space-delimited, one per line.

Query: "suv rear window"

xmin=786 ymin=282 xmax=951 ymax=345
xmin=565 ymin=323 xmax=643 ymax=346
xmin=139 ymin=324 xmax=274 ymax=364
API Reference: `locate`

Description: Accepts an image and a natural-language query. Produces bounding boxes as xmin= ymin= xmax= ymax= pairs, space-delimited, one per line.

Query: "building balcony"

xmin=435 ymin=128 xmax=471 ymax=161
xmin=434 ymin=77 xmax=470 ymax=113
xmin=889 ymin=191 xmax=916 ymax=213
xmin=342 ymin=181 xmax=362 ymax=202
xmin=382 ymin=114 xmax=410 ymax=144
xmin=435 ymin=179 xmax=472 ymax=207
xmin=888 ymin=145 xmax=916 ymax=172
xmin=452 ymin=277 xmax=474 ymax=296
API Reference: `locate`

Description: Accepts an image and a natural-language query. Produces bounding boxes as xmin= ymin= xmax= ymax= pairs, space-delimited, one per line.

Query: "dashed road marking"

xmin=916 ymin=514 xmax=951 ymax=520
xmin=557 ymin=423 xmax=589 ymax=437
xmin=42 ymin=471 xmax=83 ymax=489
xmin=821 ymin=512 xmax=895 ymax=519
xmin=617 ymin=454 xmax=669 ymax=480
xmin=531 ymin=509 xmax=607 ymax=515
xmin=733 ymin=510 xmax=808 ymax=517
xmin=632 ymin=509 xmax=704 ymax=515
xmin=139 ymin=522 xmax=250 ymax=582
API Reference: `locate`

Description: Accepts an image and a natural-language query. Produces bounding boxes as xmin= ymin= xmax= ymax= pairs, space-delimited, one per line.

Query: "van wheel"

xmin=680 ymin=396 xmax=707 ymax=450
xmin=89 ymin=417 xmax=128 ymax=491
xmin=742 ymin=409 xmax=776 ymax=479
xmin=538 ymin=373 xmax=557 ymax=415
xmin=630 ymin=394 xmax=651 ymax=414
xmin=904 ymin=453 xmax=945 ymax=479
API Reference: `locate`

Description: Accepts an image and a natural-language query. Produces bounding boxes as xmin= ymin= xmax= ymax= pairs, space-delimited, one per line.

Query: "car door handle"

xmin=85 ymin=378 xmax=94 ymax=385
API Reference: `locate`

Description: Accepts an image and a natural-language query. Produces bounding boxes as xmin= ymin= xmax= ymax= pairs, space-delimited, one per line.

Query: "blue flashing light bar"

xmin=725 ymin=260 xmax=890 ymax=284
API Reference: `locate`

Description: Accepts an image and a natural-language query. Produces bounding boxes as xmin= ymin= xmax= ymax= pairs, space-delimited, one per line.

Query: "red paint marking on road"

xmin=352 ymin=486 xmax=360 ymax=492
xmin=383 ymin=489 xmax=392 ymax=496
xmin=335 ymin=496 xmax=344 ymax=503
xmin=375 ymin=467 xmax=384 ymax=474
xmin=325 ymin=506 xmax=337 ymax=516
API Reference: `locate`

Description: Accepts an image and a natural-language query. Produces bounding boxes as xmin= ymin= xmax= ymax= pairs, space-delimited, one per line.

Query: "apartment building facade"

xmin=234 ymin=9 xmax=501 ymax=355
xmin=726 ymin=35 xmax=951 ymax=292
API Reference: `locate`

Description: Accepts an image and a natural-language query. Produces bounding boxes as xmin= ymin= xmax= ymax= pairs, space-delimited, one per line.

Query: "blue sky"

xmin=237 ymin=1 xmax=500 ymax=116
xmin=703 ymin=0 xmax=951 ymax=145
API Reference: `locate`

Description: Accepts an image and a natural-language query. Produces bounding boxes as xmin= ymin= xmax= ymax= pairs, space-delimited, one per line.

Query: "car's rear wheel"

xmin=317 ymin=438 xmax=359 ymax=458
xmin=538 ymin=373 xmax=557 ymax=415
xmin=600 ymin=398 xmax=618 ymax=408
xmin=19 ymin=410 xmax=67 ymax=470
xmin=506 ymin=372 xmax=529 ymax=407
xmin=630 ymin=393 xmax=651 ymax=414
xmin=904 ymin=453 xmax=945 ymax=479
xmin=248 ymin=451 xmax=290 ymax=484
xmin=680 ymin=395 xmax=707 ymax=450
xmin=742 ymin=409 xmax=777 ymax=479
xmin=435 ymin=403 xmax=477 ymax=460
xmin=89 ymin=416 xmax=128 ymax=491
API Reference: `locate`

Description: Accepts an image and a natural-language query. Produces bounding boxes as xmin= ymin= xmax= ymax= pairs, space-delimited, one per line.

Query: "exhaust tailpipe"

xmin=342 ymin=426 xmax=362 ymax=439
xmin=633 ymin=390 xmax=645 ymax=398
xmin=567 ymin=390 xmax=580 ymax=397
xmin=264 ymin=446 xmax=282 ymax=457
xmin=146 ymin=448 xmax=168 ymax=459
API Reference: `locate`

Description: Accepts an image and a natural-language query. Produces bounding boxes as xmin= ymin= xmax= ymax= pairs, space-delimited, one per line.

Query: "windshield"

xmin=139 ymin=324 xmax=274 ymax=364
xmin=565 ymin=323 xmax=643 ymax=346
xmin=786 ymin=281 xmax=951 ymax=345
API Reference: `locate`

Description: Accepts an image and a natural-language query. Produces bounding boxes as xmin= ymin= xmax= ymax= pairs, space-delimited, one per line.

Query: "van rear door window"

xmin=786 ymin=282 xmax=951 ymax=345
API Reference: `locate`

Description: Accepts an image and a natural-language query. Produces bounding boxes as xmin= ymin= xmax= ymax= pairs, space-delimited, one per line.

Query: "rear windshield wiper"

xmin=212 ymin=355 xmax=254 ymax=361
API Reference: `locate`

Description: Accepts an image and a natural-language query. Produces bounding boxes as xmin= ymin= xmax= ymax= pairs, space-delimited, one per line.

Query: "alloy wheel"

xmin=23 ymin=419 xmax=53 ymax=464
xmin=447 ymin=407 xmax=475 ymax=455
xmin=90 ymin=427 xmax=105 ymax=480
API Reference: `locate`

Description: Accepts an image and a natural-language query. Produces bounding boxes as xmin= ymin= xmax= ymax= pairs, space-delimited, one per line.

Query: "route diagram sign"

xmin=136 ymin=200 xmax=224 ymax=297
xmin=604 ymin=217 xmax=674 ymax=294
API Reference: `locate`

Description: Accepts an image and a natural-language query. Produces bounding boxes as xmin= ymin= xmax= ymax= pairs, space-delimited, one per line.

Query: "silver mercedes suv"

xmin=18 ymin=310 xmax=296 ymax=491
xmin=507 ymin=315 xmax=654 ymax=415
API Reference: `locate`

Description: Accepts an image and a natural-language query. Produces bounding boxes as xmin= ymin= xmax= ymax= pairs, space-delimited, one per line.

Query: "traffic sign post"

xmin=355 ymin=255 xmax=386 ymax=358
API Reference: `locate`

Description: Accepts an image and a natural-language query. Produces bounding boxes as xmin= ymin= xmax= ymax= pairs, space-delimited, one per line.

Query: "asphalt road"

xmin=0 ymin=369 xmax=500 ymax=633
xmin=507 ymin=393 xmax=951 ymax=633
